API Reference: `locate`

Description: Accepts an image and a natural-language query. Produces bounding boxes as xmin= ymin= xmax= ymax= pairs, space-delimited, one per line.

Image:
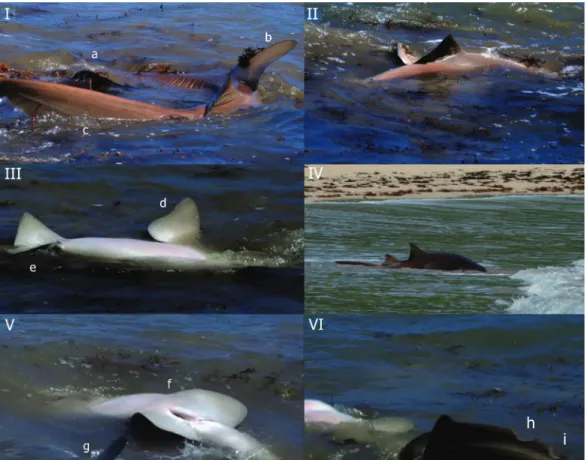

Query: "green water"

xmin=305 ymin=195 xmax=584 ymax=314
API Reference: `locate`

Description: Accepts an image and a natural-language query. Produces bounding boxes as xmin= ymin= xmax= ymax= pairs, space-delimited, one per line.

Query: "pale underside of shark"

xmin=370 ymin=35 xmax=548 ymax=82
xmin=305 ymin=400 xmax=560 ymax=460
xmin=304 ymin=399 xmax=414 ymax=443
xmin=56 ymin=389 xmax=279 ymax=460
xmin=0 ymin=40 xmax=296 ymax=121
xmin=7 ymin=197 xmax=240 ymax=271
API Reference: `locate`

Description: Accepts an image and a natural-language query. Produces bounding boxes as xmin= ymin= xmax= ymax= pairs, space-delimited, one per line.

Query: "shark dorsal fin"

xmin=147 ymin=198 xmax=201 ymax=247
xmin=415 ymin=35 xmax=462 ymax=65
xmin=383 ymin=254 xmax=399 ymax=265
xmin=408 ymin=243 xmax=425 ymax=260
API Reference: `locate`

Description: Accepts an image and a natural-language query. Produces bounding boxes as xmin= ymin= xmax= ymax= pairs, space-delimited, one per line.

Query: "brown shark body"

xmin=371 ymin=35 xmax=542 ymax=82
xmin=0 ymin=40 xmax=297 ymax=121
xmin=0 ymin=79 xmax=207 ymax=120
xmin=399 ymin=415 xmax=560 ymax=460
xmin=336 ymin=243 xmax=487 ymax=272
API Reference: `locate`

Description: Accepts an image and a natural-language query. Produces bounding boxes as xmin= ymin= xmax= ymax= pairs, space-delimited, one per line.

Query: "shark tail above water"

xmin=8 ymin=212 xmax=65 ymax=254
xmin=210 ymin=40 xmax=297 ymax=114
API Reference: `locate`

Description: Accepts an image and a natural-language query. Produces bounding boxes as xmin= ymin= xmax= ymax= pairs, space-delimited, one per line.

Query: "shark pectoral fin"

xmin=10 ymin=212 xmax=64 ymax=253
xmin=371 ymin=417 xmax=415 ymax=434
xmin=408 ymin=243 xmax=425 ymax=260
xmin=95 ymin=435 xmax=128 ymax=460
xmin=131 ymin=408 xmax=198 ymax=441
xmin=383 ymin=254 xmax=400 ymax=265
xmin=330 ymin=421 xmax=376 ymax=444
xmin=67 ymin=70 xmax=120 ymax=92
xmin=147 ymin=198 xmax=202 ymax=246
xmin=396 ymin=43 xmax=422 ymax=65
xmin=414 ymin=34 xmax=462 ymax=65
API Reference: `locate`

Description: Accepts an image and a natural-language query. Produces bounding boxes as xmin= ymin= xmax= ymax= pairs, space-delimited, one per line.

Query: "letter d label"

xmin=160 ymin=198 xmax=167 ymax=208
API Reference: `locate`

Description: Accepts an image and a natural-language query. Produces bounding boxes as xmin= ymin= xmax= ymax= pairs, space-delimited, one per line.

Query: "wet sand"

xmin=305 ymin=165 xmax=584 ymax=202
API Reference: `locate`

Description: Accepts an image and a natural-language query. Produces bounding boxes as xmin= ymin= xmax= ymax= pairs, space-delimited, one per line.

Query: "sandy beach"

xmin=304 ymin=165 xmax=584 ymax=202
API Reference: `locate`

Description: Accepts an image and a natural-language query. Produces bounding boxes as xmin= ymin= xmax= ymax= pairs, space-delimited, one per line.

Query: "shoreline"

xmin=304 ymin=165 xmax=584 ymax=203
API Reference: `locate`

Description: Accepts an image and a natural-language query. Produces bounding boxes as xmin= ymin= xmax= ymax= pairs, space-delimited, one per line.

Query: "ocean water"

xmin=305 ymin=194 xmax=584 ymax=314
xmin=0 ymin=314 xmax=303 ymax=460
xmin=304 ymin=3 xmax=584 ymax=164
xmin=0 ymin=165 xmax=304 ymax=314
xmin=305 ymin=314 xmax=584 ymax=460
xmin=0 ymin=3 xmax=304 ymax=164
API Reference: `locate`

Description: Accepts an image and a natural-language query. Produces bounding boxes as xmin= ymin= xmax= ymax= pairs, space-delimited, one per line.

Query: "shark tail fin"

xmin=8 ymin=213 xmax=64 ymax=254
xmin=209 ymin=40 xmax=297 ymax=114
xmin=383 ymin=254 xmax=400 ymax=265
xmin=415 ymin=34 xmax=462 ymax=65
xmin=147 ymin=198 xmax=201 ymax=247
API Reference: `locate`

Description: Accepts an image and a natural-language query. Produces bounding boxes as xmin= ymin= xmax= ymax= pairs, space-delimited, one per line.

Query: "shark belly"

xmin=57 ymin=237 xmax=208 ymax=269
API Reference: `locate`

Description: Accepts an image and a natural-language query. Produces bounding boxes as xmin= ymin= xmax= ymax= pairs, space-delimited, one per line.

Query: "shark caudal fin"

xmin=383 ymin=254 xmax=400 ymax=265
xmin=147 ymin=198 xmax=202 ymax=247
xmin=95 ymin=435 xmax=128 ymax=460
xmin=414 ymin=35 xmax=462 ymax=65
xmin=210 ymin=40 xmax=297 ymax=114
xmin=8 ymin=213 xmax=64 ymax=254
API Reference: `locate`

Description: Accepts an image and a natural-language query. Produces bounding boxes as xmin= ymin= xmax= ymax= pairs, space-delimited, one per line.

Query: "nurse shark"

xmin=0 ymin=40 xmax=296 ymax=121
xmin=7 ymin=198 xmax=248 ymax=271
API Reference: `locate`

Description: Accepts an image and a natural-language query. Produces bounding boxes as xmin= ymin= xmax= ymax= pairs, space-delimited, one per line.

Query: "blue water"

xmin=0 ymin=314 xmax=303 ymax=460
xmin=303 ymin=3 xmax=584 ymax=164
xmin=0 ymin=3 xmax=304 ymax=164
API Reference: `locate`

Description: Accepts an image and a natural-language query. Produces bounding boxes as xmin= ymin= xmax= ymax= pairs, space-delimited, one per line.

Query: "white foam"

xmin=505 ymin=259 xmax=584 ymax=314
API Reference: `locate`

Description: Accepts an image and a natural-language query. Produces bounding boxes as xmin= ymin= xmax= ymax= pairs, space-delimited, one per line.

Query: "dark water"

xmin=0 ymin=3 xmax=304 ymax=164
xmin=0 ymin=314 xmax=303 ymax=459
xmin=304 ymin=314 xmax=584 ymax=460
xmin=303 ymin=3 xmax=584 ymax=164
xmin=305 ymin=195 xmax=584 ymax=314
xmin=0 ymin=165 xmax=304 ymax=313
